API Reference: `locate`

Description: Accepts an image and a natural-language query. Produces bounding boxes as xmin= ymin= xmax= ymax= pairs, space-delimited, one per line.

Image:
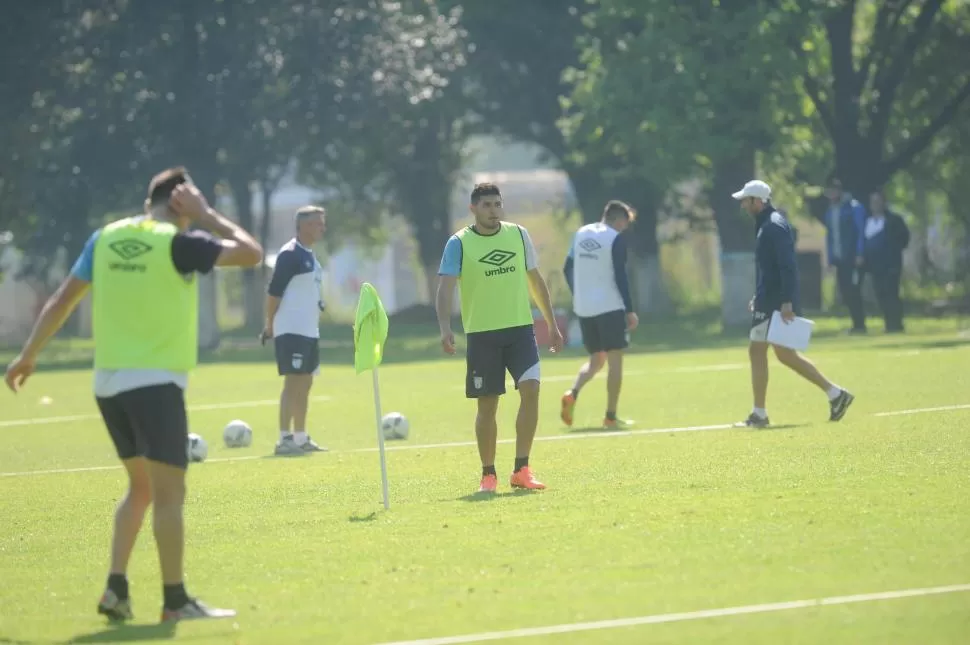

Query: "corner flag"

xmin=353 ymin=282 xmax=389 ymax=374
xmin=353 ymin=283 xmax=391 ymax=509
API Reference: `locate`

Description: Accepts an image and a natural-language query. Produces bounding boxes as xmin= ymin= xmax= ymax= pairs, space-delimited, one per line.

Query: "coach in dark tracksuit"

xmin=864 ymin=190 xmax=910 ymax=333
xmin=731 ymin=180 xmax=854 ymax=429
xmin=824 ymin=177 xmax=868 ymax=333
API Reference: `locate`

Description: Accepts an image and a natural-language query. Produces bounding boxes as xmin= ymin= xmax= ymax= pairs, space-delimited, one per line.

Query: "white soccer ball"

xmin=381 ymin=412 xmax=409 ymax=440
xmin=223 ymin=419 xmax=253 ymax=448
xmin=186 ymin=433 xmax=208 ymax=463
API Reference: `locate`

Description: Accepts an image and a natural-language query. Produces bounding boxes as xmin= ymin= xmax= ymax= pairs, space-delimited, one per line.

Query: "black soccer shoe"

xmin=829 ymin=390 xmax=855 ymax=422
xmin=735 ymin=413 xmax=770 ymax=429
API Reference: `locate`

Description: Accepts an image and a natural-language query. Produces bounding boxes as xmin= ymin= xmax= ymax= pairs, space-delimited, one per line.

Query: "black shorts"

xmin=578 ymin=309 xmax=629 ymax=354
xmin=274 ymin=333 xmax=320 ymax=375
xmin=96 ymin=383 xmax=189 ymax=469
xmin=466 ymin=324 xmax=540 ymax=398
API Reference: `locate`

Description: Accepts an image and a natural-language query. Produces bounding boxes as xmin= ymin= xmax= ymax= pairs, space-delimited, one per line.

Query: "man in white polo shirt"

xmin=560 ymin=200 xmax=639 ymax=428
xmin=262 ymin=206 xmax=328 ymax=455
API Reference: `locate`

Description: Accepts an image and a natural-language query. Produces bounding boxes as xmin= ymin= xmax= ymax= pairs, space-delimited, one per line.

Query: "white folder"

xmin=766 ymin=311 xmax=814 ymax=351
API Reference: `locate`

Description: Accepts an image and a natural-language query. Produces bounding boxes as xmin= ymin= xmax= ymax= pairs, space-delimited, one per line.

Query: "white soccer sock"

xmin=293 ymin=431 xmax=308 ymax=446
xmin=280 ymin=430 xmax=292 ymax=441
xmin=826 ymin=386 xmax=842 ymax=401
xmin=753 ymin=407 xmax=767 ymax=418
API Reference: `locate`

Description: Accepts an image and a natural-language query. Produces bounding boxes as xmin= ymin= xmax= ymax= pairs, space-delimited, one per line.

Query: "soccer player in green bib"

xmin=436 ymin=183 xmax=564 ymax=493
xmin=4 ymin=167 xmax=263 ymax=622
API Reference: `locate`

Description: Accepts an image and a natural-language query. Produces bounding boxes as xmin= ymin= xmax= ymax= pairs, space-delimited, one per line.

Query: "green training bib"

xmin=92 ymin=216 xmax=199 ymax=371
xmin=455 ymin=222 xmax=534 ymax=333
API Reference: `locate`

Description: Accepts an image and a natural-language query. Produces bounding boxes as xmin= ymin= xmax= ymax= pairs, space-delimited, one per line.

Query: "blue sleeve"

xmin=267 ymin=250 xmax=299 ymax=297
xmin=611 ymin=235 xmax=634 ymax=313
xmin=563 ymin=255 xmax=574 ymax=293
xmin=853 ymin=202 xmax=867 ymax=256
xmin=437 ymin=236 xmax=462 ymax=277
xmin=771 ymin=223 xmax=798 ymax=304
xmin=70 ymin=230 xmax=100 ymax=282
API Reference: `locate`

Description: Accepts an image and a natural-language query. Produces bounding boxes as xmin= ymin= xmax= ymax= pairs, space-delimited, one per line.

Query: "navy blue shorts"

xmin=274 ymin=334 xmax=320 ymax=376
xmin=465 ymin=324 xmax=540 ymax=398
xmin=578 ymin=309 xmax=628 ymax=354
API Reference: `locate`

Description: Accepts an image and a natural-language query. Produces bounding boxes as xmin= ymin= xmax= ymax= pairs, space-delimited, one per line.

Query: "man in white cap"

xmin=731 ymin=180 xmax=854 ymax=427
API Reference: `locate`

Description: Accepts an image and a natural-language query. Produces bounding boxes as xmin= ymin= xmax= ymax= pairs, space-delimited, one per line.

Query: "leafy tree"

xmin=564 ymin=0 xmax=805 ymax=323
xmin=296 ymin=0 xmax=470 ymax=300
xmin=788 ymin=0 xmax=970 ymax=197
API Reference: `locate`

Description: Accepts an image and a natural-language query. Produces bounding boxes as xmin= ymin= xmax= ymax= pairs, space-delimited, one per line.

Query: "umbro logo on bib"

xmin=479 ymin=250 xmax=516 ymax=277
xmin=108 ymin=239 xmax=153 ymax=261
xmin=578 ymin=239 xmax=602 ymax=252
xmin=479 ymin=250 xmax=515 ymax=267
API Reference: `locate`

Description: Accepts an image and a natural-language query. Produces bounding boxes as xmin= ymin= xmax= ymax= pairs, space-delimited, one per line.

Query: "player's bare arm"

xmin=4 ymin=275 xmax=90 ymax=392
xmin=262 ymin=295 xmax=281 ymax=343
xmin=170 ymin=184 xmax=262 ymax=268
xmin=527 ymin=268 xmax=563 ymax=353
xmin=435 ymin=275 xmax=458 ymax=354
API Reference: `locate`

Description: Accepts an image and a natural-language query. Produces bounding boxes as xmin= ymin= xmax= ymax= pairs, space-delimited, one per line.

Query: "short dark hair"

xmin=147 ymin=166 xmax=190 ymax=208
xmin=470 ymin=183 xmax=501 ymax=204
xmin=827 ymin=173 xmax=843 ymax=189
xmin=603 ymin=199 xmax=636 ymax=223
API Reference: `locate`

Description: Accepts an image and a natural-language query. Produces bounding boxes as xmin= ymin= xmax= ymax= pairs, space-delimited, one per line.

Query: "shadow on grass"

xmin=349 ymin=512 xmax=378 ymax=523
xmin=859 ymin=337 xmax=970 ymax=352
xmin=564 ymin=422 xmax=666 ymax=433
xmin=456 ymin=489 xmax=539 ymax=503
xmin=753 ymin=423 xmax=810 ymax=431
xmin=64 ymin=622 xmax=177 ymax=643
xmin=0 ymin=637 xmax=57 ymax=645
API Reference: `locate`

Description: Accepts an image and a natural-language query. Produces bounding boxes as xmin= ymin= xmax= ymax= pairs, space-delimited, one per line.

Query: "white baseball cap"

xmin=731 ymin=180 xmax=771 ymax=201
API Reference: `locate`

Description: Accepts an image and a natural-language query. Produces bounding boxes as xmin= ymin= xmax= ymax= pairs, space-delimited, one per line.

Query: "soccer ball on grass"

xmin=223 ymin=419 xmax=253 ymax=448
xmin=186 ymin=433 xmax=208 ymax=462
xmin=381 ymin=412 xmax=409 ymax=440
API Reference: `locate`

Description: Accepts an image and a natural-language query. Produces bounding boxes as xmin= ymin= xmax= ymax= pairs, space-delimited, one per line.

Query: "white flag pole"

xmin=372 ymin=366 xmax=390 ymax=509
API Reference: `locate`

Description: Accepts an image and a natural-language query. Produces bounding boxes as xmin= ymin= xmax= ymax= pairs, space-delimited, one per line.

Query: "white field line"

xmin=3 ymin=399 xmax=969 ymax=478
xmin=0 ymin=395 xmax=332 ymax=429
xmin=874 ymin=403 xmax=970 ymax=417
xmin=0 ymin=423 xmax=733 ymax=478
xmin=372 ymin=583 xmax=970 ymax=645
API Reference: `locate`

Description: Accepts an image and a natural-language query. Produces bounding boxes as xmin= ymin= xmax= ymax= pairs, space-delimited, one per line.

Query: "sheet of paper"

xmin=766 ymin=311 xmax=814 ymax=351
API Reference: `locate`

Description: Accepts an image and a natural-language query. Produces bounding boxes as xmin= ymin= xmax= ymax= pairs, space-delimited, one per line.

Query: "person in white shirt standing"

xmin=261 ymin=206 xmax=328 ymax=455
xmin=560 ymin=200 xmax=639 ymax=428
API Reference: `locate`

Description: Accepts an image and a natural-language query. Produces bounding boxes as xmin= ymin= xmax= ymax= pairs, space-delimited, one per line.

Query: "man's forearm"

xmin=435 ymin=281 xmax=454 ymax=332
xmin=265 ymin=295 xmax=280 ymax=327
xmin=21 ymin=297 xmax=78 ymax=360
xmin=202 ymin=208 xmax=260 ymax=250
xmin=528 ymin=272 xmax=557 ymax=326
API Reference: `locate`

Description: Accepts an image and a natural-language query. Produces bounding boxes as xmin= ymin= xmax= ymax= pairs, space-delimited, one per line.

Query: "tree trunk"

xmin=228 ymin=175 xmax=262 ymax=331
xmin=711 ymin=151 xmax=756 ymax=328
xmin=259 ymin=178 xmax=275 ymax=283
xmin=615 ymin=179 xmax=672 ymax=316
xmin=564 ymin=164 xmax=610 ymax=223
xmin=834 ymin=141 xmax=881 ymax=200
xmin=397 ymin=109 xmax=460 ymax=311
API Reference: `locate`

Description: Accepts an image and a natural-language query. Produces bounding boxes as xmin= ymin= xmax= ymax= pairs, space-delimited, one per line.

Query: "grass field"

xmin=1 ymin=317 xmax=969 ymax=644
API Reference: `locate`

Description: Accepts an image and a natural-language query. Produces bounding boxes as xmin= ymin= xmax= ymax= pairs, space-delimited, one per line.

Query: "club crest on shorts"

xmin=473 ymin=376 xmax=483 ymax=390
xmin=292 ymin=353 xmax=304 ymax=369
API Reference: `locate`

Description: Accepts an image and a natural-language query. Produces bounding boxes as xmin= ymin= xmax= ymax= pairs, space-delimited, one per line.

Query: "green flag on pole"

xmin=353 ymin=282 xmax=389 ymax=374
